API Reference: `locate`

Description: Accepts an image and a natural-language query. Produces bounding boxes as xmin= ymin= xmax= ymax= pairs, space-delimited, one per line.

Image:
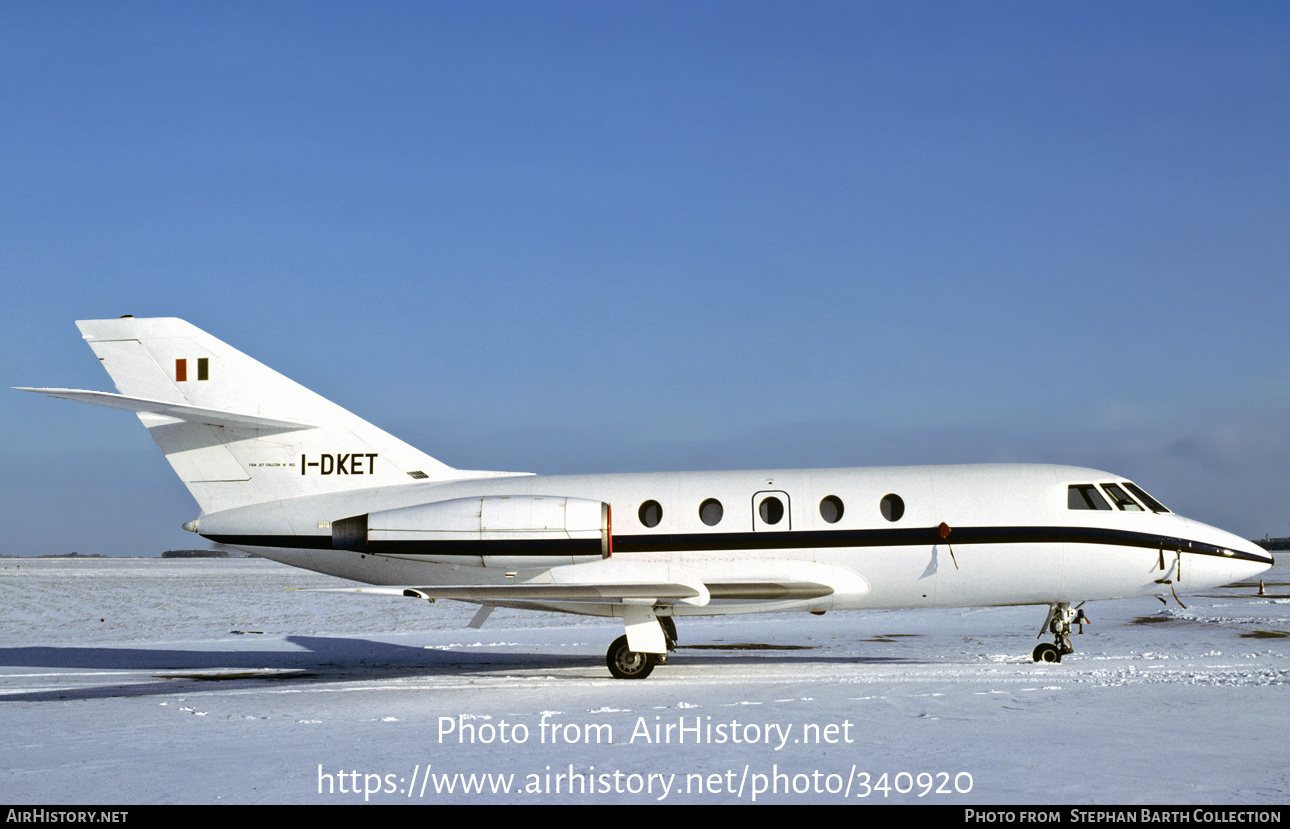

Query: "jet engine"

xmin=332 ymin=495 xmax=611 ymax=568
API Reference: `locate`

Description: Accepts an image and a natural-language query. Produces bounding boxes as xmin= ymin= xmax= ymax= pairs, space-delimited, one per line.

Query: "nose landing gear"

xmin=1033 ymin=602 xmax=1088 ymax=663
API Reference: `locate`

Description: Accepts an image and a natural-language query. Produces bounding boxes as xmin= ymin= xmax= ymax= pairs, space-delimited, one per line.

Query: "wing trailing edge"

xmin=319 ymin=559 xmax=714 ymax=607
xmin=311 ymin=559 xmax=861 ymax=608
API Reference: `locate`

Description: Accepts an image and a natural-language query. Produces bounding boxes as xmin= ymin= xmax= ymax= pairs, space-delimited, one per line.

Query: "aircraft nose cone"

xmin=1226 ymin=534 xmax=1274 ymax=582
xmin=1245 ymin=540 xmax=1274 ymax=568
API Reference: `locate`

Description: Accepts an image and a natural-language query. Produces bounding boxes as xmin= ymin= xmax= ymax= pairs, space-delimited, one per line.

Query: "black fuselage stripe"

xmin=203 ymin=525 xmax=1271 ymax=564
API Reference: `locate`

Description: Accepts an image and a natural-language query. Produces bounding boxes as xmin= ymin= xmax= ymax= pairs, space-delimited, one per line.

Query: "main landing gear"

xmin=605 ymin=617 xmax=677 ymax=680
xmin=1032 ymin=602 xmax=1088 ymax=664
xmin=606 ymin=635 xmax=657 ymax=679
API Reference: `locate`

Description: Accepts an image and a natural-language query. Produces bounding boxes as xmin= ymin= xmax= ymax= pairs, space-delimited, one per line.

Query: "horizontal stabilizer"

xmin=16 ymin=388 xmax=315 ymax=432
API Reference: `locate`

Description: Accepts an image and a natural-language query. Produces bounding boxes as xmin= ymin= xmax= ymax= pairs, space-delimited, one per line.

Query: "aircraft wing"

xmin=16 ymin=388 xmax=314 ymax=432
xmin=389 ymin=581 xmax=838 ymax=603
xmin=320 ymin=559 xmax=713 ymax=606
xmin=314 ymin=559 xmax=863 ymax=607
xmin=337 ymin=582 xmax=708 ymax=603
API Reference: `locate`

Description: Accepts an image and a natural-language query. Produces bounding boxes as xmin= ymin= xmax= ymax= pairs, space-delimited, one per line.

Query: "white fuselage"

xmin=27 ymin=318 xmax=1275 ymax=673
xmin=202 ymin=463 xmax=1271 ymax=618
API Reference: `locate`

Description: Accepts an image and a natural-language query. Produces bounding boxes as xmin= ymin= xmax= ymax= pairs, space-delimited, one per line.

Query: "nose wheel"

xmin=1033 ymin=602 xmax=1087 ymax=663
xmin=1032 ymin=641 xmax=1063 ymax=663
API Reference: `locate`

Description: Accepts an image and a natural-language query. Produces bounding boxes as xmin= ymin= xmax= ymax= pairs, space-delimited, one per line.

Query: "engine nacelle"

xmin=332 ymin=495 xmax=611 ymax=568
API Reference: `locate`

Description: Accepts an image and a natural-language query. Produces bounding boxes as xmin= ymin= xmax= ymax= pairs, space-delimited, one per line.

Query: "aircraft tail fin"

xmin=23 ymin=317 xmax=487 ymax=514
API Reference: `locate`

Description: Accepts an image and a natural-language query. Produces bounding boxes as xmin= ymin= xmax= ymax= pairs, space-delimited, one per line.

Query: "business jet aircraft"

xmin=20 ymin=317 xmax=1273 ymax=678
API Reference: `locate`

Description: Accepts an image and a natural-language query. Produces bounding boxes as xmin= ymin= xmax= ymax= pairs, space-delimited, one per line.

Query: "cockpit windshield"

xmin=1067 ymin=485 xmax=1110 ymax=510
xmin=1067 ymin=482 xmax=1170 ymax=513
xmin=1123 ymin=482 xmax=1169 ymax=513
xmin=1100 ymin=483 xmax=1144 ymax=511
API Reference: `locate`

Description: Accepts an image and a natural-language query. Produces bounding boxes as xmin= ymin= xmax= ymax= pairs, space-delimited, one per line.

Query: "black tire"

xmin=606 ymin=635 xmax=657 ymax=679
xmin=1033 ymin=642 xmax=1062 ymax=663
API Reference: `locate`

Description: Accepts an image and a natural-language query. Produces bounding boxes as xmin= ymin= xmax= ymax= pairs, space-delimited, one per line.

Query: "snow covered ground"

xmin=1 ymin=556 xmax=1286 ymax=805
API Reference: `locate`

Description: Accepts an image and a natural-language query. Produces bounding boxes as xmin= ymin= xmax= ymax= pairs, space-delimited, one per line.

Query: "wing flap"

xmin=312 ymin=560 xmax=867 ymax=608
xmin=389 ymin=583 xmax=701 ymax=602
xmin=706 ymin=581 xmax=834 ymax=600
xmin=318 ymin=559 xmax=711 ymax=606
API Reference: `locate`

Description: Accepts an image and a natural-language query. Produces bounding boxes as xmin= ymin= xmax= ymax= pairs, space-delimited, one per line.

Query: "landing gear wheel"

xmin=606 ymin=635 xmax=657 ymax=679
xmin=1032 ymin=602 xmax=1085 ymax=663
xmin=1033 ymin=642 xmax=1062 ymax=663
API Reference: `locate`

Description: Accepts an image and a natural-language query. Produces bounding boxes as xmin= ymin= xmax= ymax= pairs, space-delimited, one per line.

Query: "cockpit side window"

xmin=1068 ymin=485 xmax=1111 ymax=510
xmin=1123 ymin=482 xmax=1170 ymax=513
xmin=1100 ymin=483 xmax=1144 ymax=511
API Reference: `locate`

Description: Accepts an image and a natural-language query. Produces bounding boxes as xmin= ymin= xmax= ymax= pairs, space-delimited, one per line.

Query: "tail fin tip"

xmin=36 ymin=316 xmax=464 ymax=514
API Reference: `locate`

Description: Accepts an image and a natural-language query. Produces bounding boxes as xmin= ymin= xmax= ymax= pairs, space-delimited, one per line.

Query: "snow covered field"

xmin=1 ymin=556 xmax=1286 ymax=805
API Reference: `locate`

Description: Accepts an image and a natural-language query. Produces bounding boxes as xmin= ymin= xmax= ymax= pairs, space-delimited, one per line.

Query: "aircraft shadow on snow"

xmin=0 ymin=636 xmax=911 ymax=702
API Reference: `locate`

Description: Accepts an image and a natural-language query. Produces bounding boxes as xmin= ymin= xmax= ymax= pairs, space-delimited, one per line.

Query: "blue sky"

xmin=4 ymin=2 xmax=1288 ymax=556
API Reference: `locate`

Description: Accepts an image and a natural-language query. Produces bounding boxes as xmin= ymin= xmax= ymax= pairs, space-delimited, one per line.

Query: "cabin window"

xmin=1124 ymin=482 xmax=1170 ymax=513
xmin=1068 ymin=485 xmax=1111 ymax=510
xmin=699 ymin=498 xmax=724 ymax=526
xmin=819 ymin=495 xmax=844 ymax=524
xmin=638 ymin=500 xmax=663 ymax=528
xmin=880 ymin=493 xmax=904 ymax=522
xmin=758 ymin=495 xmax=785 ymax=525
xmin=1100 ymin=483 xmax=1144 ymax=511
